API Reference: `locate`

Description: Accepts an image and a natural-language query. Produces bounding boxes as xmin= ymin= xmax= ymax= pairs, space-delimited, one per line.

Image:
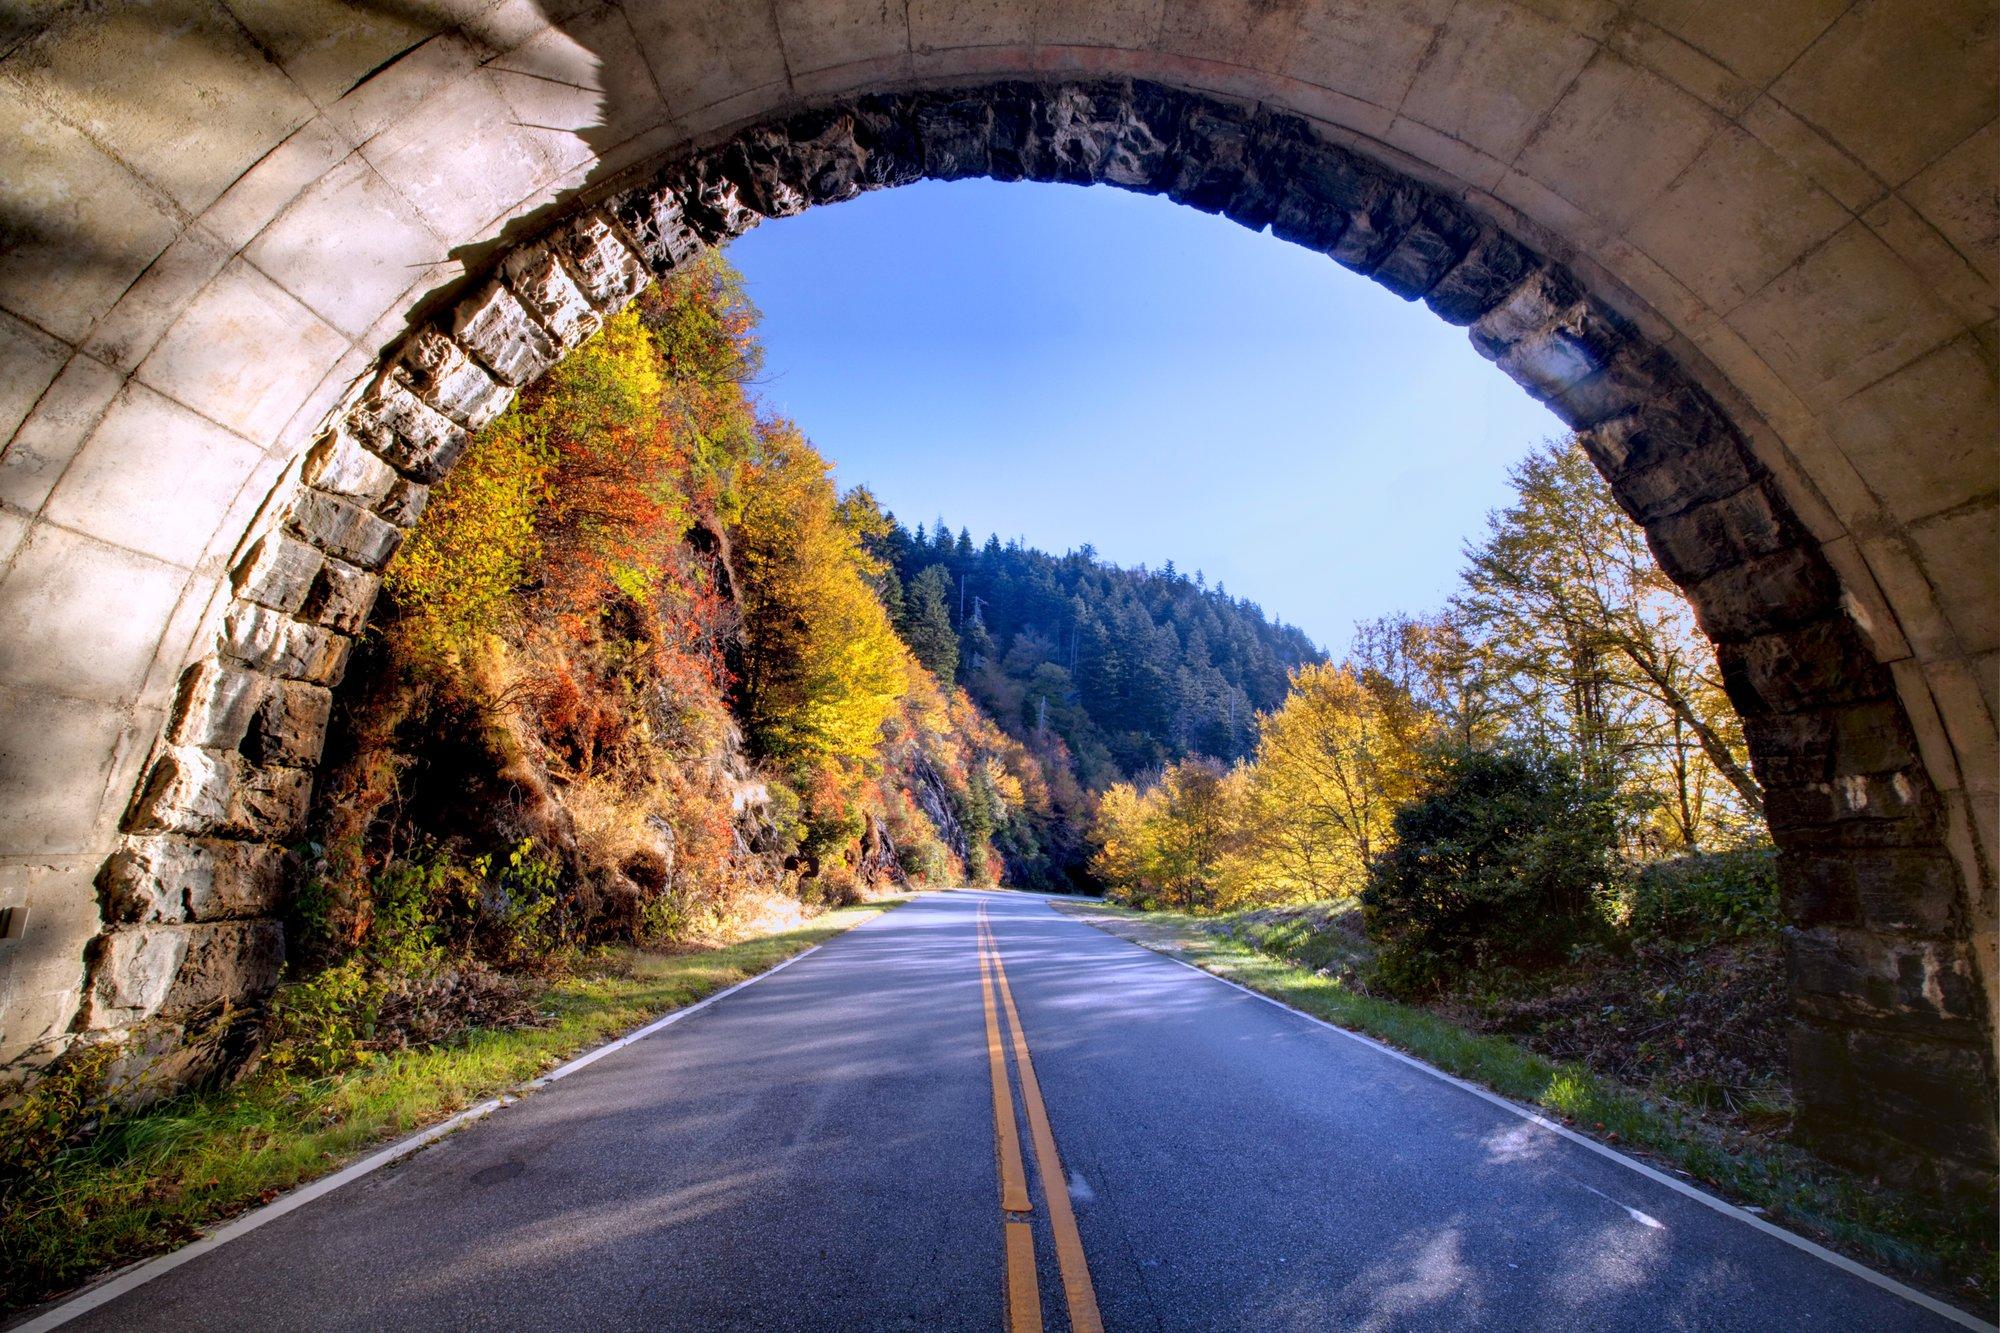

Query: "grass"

xmin=1 ymin=899 xmax=901 ymax=1315
xmin=1062 ymin=899 xmax=1998 ymax=1315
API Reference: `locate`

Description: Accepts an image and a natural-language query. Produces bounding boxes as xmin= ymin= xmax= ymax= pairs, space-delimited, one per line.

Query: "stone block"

xmin=621 ymin=0 xmax=787 ymax=124
xmin=613 ymin=182 xmax=708 ymax=272
xmin=725 ymin=115 xmax=860 ymax=214
xmin=1283 ymin=0 xmax=1454 ymax=113
xmin=1626 ymin=124 xmax=1848 ymax=315
xmin=13 ymin=0 xmax=313 ymax=216
xmin=41 ymin=382 xmax=267 ymax=569
xmin=286 ymin=490 xmax=403 ymax=569
xmin=1841 ymin=1026 xmax=1998 ymax=1165
xmin=243 ymin=154 xmax=449 ymax=340
xmin=1160 ymin=98 xmax=1255 ymax=215
xmin=136 ymin=258 xmax=348 ymax=444
xmin=1373 ymin=197 xmax=1483 ymax=301
xmin=1717 ymin=618 xmax=1892 ymax=717
xmin=1643 ymin=482 xmax=1798 ymax=587
xmin=84 ymin=920 xmax=284 ymax=1030
xmin=1549 ymin=344 xmax=1682 ymax=431
xmin=1584 ymin=404 xmax=1761 ymax=524
xmin=233 ymin=533 xmax=325 ymax=615
xmin=0 ymin=81 xmax=181 ymax=344
xmin=1831 ymin=334 xmax=1997 ymax=528
xmin=1399 ymin=0 xmax=1596 ymax=164
xmin=558 ymin=213 xmax=649 ymax=310
xmin=1832 ymin=700 xmax=1923 ymax=778
xmin=229 ymin=762 xmax=312 ymax=841
xmin=453 ymin=281 xmax=559 ymax=387
xmin=1910 ymin=506 xmax=2000 ymax=659
xmin=249 ymin=679 xmax=333 ymax=768
xmin=1491 ymin=295 xmax=1632 ymax=401
xmin=80 ymin=926 xmax=186 ymax=1029
xmin=1777 ymin=852 xmax=1862 ymax=929
xmin=1513 ymin=51 xmax=1727 ymax=232
xmin=1769 ymin=0 xmax=1997 ymax=186
xmin=851 ymin=94 xmax=927 ymax=190
xmin=1849 ymin=848 xmax=1962 ymax=935
xmin=391 ymin=329 xmax=512 ymax=433
xmin=303 ymin=558 xmax=380 ymax=635
xmin=0 ymin=529 xmax=185 ymax=702
xmin=0 ymin=311 xmax=70 ymax=447
xmin=378 ymin=479 xmax=430 ymax=527
xmin=1789 ymin=926 xmax=1985 ymax=1031
xmin=673 ymin=160 xmax=765 ymax=242
xmin=916 ymin=96 xmax=995 ymax=182
xmin=102 ymin=835 xmax=285 ymax=924
xmin=302 ymin=430 xmax=398 ymax=506
xmin=359 ymin=72 xmax=553 ymax=241
xmin=1727 ymin=221 xmax=1962 ymax=409
xmin=1468 ymin=268 xmax=1584 ymax=357
xmin=484 ymin=6 xmax=671 ymax=178
xmin=129 ymin=746 xmax=236 ymax=835
xmin=226 ymin=0 xmax=436 ymax=108
xmin=1688 ymin=547 xmax=1841 ymax=643
xmin=0 ymin=350 xmax=125 ymax=516
xmin=169 ymin=659 xmax=268 ymax=751
xmin=345 ymin=378 xmax=468 ymax=482
xmin=221 ymin=604 xmax=350 ymax=684
xmin=502 ymin=245 xmax=602 ymax=349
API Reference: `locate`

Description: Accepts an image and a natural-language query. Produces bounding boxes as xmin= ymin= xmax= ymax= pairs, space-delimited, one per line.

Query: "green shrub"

xmin=267 ymin=959 xmax=380 ymax=1077
xmin=1625 ymin=846 xmax=1779 ymax=945
xmin=1362 ymin=746 xmax=1620 ymax=994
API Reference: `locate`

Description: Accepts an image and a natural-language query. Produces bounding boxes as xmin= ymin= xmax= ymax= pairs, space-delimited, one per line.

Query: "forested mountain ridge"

xmin=873 ymin=523 xmax=1324 ymax=788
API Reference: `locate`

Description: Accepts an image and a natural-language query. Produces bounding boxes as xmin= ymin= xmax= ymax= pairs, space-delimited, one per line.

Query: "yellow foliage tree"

xmin=732 ymin=420 xmax=908 ymax=772
xmin=384 ymin=400 xmax=549 ymax=670
xmin=1090 ymin=759 xmax=1248 ymax=911
xmin=1243 ymin=662 xmax=1433 ymax=903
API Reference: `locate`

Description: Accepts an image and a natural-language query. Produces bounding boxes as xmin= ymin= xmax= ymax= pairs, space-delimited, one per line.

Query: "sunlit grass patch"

xmin=1 ymin=900 xmax=901 ymax=1315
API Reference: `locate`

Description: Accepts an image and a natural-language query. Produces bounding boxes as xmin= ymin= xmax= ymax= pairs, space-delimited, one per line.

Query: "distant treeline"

xmin=871 ymin=521 xmax=1324 ymax=788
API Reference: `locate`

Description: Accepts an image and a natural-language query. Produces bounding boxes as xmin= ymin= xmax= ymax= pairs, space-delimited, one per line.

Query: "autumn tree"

xmin=1242 ymin=662 xmax=1433 ymax=902
xmin=1457 ymin=440 xmax=1761 ymax=851
xmin=731 ymin=420 xmax=908 ymax=773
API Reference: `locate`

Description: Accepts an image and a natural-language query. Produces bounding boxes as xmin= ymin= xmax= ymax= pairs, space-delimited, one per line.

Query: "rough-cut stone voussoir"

xmin=233 ymin=532 xmax=325 ymax=614
xmin=303 ymin=428 xmax=399 ymax=506
xmin=348 ymin=376 xmax=469 ymax=482
xmin=558 ymin=212 xmax=648 ymax=310
xmin=453 ymin=281 xmax=558 ymax=388
xmin=82 ymin=921 xmax=283 ymax=1030
xmin=102 ymin=836 xmax=285 ymax=924
xmin=502 ymin=244 xmax=601 ymax=349
xmin=286 ymin=488 xmax=403 ymax=569
xmin=394 ymin=326 xmax=513 ymax=431
xmin=128 ymin=746 xmax=313 ymax=841
xmin=221 ymin=603 xmax=350 ymax=684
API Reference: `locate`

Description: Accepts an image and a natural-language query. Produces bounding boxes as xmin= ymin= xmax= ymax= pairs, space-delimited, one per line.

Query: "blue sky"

xmin=728 ymin=179 xmax=1563 ymax=655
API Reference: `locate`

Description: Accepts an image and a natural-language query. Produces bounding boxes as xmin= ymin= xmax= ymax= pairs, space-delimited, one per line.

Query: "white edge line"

xmin=13 ymin=930 xmax=851 ymax=1333
xmin=1066 ymin=910 xmax=1995 ymax=1333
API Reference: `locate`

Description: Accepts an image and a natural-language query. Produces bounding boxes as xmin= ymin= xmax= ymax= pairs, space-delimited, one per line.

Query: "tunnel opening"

xmin=27 ymin=78 xmax=1981 ymax=1197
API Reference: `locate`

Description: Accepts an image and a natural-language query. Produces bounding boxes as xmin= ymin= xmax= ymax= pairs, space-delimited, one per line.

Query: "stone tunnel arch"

xmin=0 ymin=4 xmax=1992 ymax=1191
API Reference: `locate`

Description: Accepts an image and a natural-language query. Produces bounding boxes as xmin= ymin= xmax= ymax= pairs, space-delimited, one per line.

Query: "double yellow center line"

xmin=977 ymin=903 xmax=1102 ymax=1333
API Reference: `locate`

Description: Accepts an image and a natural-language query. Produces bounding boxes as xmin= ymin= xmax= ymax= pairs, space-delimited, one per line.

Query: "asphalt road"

xmin=53 ymin=890 xmax=1974 ymax=1331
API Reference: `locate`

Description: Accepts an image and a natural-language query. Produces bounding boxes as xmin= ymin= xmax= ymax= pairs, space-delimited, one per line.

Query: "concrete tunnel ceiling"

xmin=0 ymin=1 xmax=1993 ymax=1186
